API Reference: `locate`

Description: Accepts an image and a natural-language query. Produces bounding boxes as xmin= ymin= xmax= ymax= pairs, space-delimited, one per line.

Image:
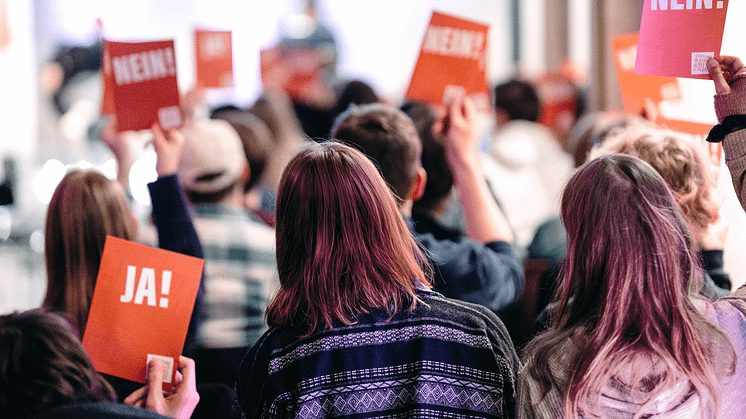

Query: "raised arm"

xmin=708 ymin=56 xmax=746 ymax=212
xmin=100 ymin=116 xmax=133 ymax=190
xmin=445 ymin=96 xmax=514 ymax=244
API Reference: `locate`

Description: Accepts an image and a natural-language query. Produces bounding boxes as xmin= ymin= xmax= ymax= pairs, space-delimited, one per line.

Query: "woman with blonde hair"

xmin=234 ymin=141 xmax=520 ymax=418
xmin=518 ymin=154 xmax=745 ymax=418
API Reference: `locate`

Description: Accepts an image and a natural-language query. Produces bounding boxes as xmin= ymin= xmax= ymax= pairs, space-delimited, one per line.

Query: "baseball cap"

xmin=178 ymin=118 xmax=247 ymax=194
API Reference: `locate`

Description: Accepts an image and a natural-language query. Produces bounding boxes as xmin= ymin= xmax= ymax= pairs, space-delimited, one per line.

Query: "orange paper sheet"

xmin=405 ymin=11 xmax=490 ymax=110
xmin=82 ymin=236 xmax=203 ymax=389
xmin=195 ymin=28 xmax=233 ymax=89
xmin=612 ymin=33 xmax=682 ymax=115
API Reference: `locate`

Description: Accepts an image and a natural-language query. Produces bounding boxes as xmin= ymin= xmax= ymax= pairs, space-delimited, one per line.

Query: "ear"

xmin=410 ymin=166 xmax=427 ymax=202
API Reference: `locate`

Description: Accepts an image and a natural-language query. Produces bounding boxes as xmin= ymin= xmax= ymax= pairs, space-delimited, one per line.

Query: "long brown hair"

xmin=524 ymin=155 xmax=734 ymax=418
xmin=267 ymin=141 xmax=430 ymax=335
xmin=0 ymin=309 xmax=116 ymax=418
xmin=43 ymin=170 xmax=137 ymax=335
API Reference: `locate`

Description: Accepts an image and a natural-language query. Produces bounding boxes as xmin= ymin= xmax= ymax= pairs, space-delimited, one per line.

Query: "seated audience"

xmin=233 ymin=142 xmax=520 ymax=418
xmin=0 ymin=309 xmax=198 ymax=419
xmin=518 ymin=154 xmax=744 ymax=418
xmin=332 ymin=98 xmax=523 ymax=315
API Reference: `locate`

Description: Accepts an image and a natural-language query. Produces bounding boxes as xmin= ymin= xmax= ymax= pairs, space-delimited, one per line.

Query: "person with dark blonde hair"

xmin=518 ymin=154 xmax=746 ymax=418
xmin=590 ymin=126 xmax=731 ymax=296
xmin=234 ymin=141 xmax=520 ymax=418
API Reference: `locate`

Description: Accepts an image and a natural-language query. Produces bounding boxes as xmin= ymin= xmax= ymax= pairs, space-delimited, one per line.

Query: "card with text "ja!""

xmin=82 ymin=236 xmax=203 ymax=390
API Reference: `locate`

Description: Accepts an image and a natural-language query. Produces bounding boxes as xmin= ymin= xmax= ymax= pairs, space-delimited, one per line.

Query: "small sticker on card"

xmin=146 ymin=354 xmax=175 ymax=384
xmin=158 ymin=106 xmax=182 ymax=130
xmin=691 ymin=52 xmax=714 ymax=75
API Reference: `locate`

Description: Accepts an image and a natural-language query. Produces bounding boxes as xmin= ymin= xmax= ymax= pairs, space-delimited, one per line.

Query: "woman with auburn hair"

xmin=518 ymin=154 xmax=746 ymax=419
xmin=234 ymin=141 xmax=520 ymax=419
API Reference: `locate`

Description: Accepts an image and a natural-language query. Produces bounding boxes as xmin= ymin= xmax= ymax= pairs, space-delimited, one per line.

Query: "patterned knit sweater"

xmin=232 ymin=289 xmax=520 ymax=419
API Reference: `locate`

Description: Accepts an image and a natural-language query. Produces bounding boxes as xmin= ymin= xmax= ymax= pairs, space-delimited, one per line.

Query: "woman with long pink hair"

xmin=518 ymin=154 xmax=746 ymax=418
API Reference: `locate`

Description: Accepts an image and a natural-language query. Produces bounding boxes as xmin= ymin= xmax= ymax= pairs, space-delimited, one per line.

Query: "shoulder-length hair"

xmin=0 ymin=309 xmax=116 ymax=418
xmin=43 ymin=169 xmax=137 ymax=335
xmin=524 ymin=154 xmax=734 ymax=418
xmin=267 ymin=141 xmax=430 ymax=335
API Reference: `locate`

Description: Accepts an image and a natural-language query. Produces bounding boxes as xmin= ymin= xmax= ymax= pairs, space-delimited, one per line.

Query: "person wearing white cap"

xmin=177 ymin=118 xmax=278 ymax=389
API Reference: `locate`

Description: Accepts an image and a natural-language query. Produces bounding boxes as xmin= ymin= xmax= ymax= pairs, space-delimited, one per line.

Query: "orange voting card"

xmin=104 ymin=39 xmax=182 ymax=132
xmin=82 ymin=236 xmax=203 ymax=390
xmin=612 ymin=33 xmax=682 ymax=115
xmin=195 ymin=28 xmax=233 ymax=89
xmin=636 ymin=0 xmax=729 ymax=79
xmin=405 ymin=11 xmax=490 ymax=110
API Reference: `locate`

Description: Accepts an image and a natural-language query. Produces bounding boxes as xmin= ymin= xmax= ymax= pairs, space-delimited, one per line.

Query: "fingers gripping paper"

xmin=82 ymin=237 xmax=203 ymax=390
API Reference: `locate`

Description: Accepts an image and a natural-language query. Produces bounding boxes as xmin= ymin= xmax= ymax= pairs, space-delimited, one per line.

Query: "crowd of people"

xmin=1 ymin=15 xmax=746 ymax=417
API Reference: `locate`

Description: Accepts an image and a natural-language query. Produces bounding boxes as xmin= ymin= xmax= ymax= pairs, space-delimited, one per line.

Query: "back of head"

xmin=43 ymin=169 xmax=136 ymax=335
xmin=249 ymin=90 xmax=306 ymax=144
xmin=334 ymin=79 xmax=380 ymax=115
xmin=212 ymin=110 xmax=273 ymax=193
xmin=493 ymin=79 xmax=541 ymax=122
xmin=589 ymin=126 xmax=717 ymax=245
xmin=564 ymin=111 xmax=649 ymax=167
xmin=268 ymin=141 xmax=428 ymax=335
xmin=178 ymin=118 xmax=247 ymax=203
xmin=401 ymin=101 xmax=453 ymax=211
xmin=331 ymin=103 xmax=421 ymax=205
xmin=528 ymin=154 xmax=733 ymax=418
xmin=0 ymin=309 xmax=115 ymax=418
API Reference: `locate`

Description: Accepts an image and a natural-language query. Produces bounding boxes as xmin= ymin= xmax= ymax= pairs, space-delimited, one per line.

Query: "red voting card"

xmin=104 ymin=39 xmax=182 ymax=132
xmin=82 ymin=236 xmax=203 ymax=390
xmin=613 ymin=33 xmax=682 ymax=115
xmin=195 ymin=29 xmax=233 ymax=89
xmin=405 ymin=11 xmax=490 ymax=110
xmin=636 ymin=0 xmax=729 ymax=79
